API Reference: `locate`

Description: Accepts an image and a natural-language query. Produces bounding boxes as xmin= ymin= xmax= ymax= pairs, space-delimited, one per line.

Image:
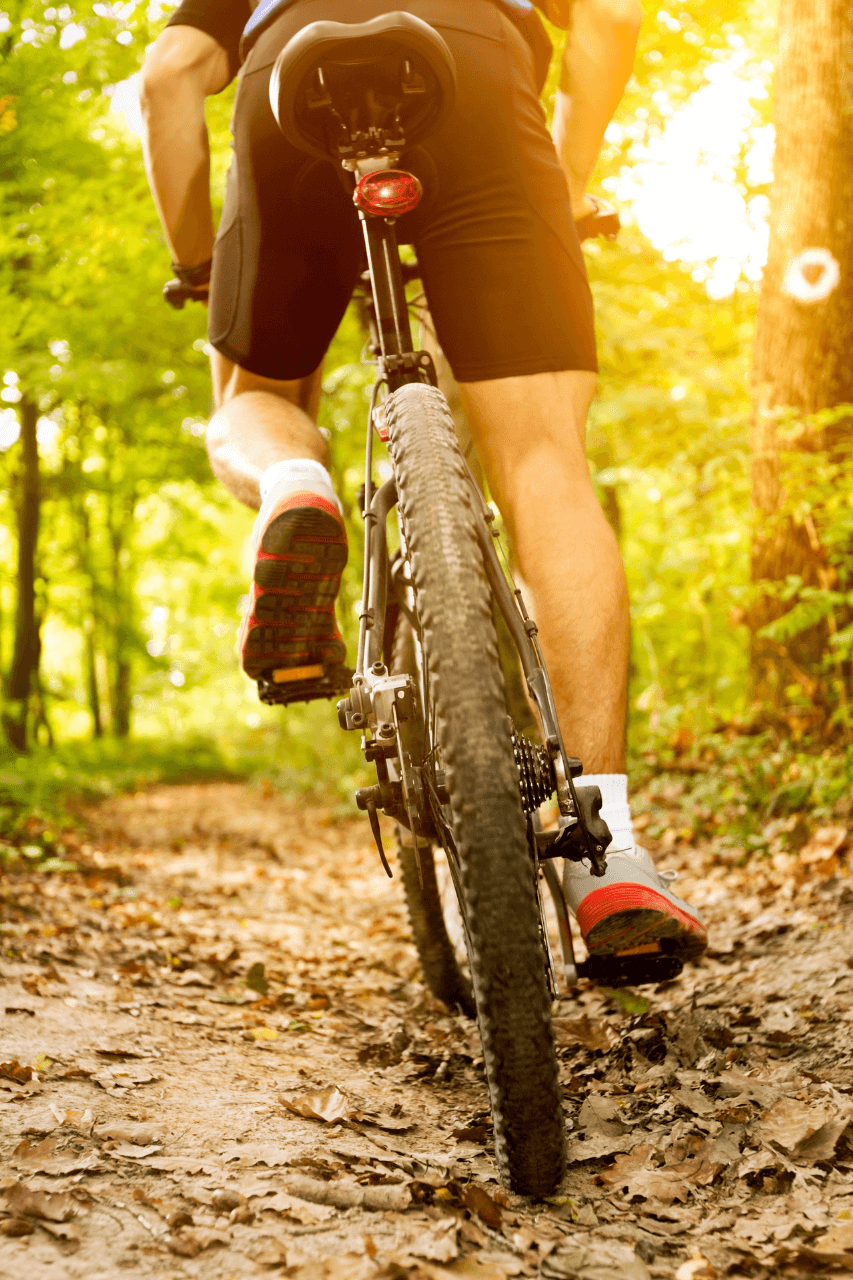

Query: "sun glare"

xmin=605 ymin=53 xmax=773 ymax=298
xmin=109 ymin=48 xmax=775 ymax=300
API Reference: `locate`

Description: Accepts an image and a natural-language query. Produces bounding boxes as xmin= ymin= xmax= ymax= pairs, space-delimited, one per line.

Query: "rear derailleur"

xmin=511 ymin=725 xmax=611 ymax=874
xmin=511 ymin=725 xmax=685 ymax=989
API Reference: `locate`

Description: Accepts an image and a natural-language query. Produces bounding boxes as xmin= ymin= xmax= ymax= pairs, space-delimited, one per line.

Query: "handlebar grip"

xmin=163 ymin=279 xmax=209 ymax=310
xmin=576 ymin=202 xmax=621 ymax=243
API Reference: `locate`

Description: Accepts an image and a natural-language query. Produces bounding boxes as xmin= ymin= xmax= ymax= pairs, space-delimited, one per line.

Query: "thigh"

xmin=406 ymin=8 xmax=597 ymax=382
xmin=207 ymin=27 xmax=362 ymax=381
xmin=210 ymin=349 xmax=324 ymax=415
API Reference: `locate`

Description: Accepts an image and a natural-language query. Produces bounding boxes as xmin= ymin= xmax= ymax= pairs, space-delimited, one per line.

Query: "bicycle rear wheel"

xmin=385 ymin=381 xmax=565 ymax=1196
xmin=391 ymin=616 xmax=475 ymax=1018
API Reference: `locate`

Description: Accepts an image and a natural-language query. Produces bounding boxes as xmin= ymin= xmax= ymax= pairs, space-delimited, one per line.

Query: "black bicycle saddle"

xmin=269 ymin=13 xmax=456 ymax=163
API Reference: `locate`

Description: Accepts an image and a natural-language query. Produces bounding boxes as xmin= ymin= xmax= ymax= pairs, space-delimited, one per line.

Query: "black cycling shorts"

xmin=208 ymin=0 xmax=597 ymax=382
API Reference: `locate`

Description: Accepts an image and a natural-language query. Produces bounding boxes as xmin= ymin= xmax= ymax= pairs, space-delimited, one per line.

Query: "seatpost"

xmin=360 ymin=212 xmax=414 ymax=370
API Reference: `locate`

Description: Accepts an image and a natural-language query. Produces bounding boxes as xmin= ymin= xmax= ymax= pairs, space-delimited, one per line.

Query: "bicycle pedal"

xmin=256 ymin=663 xmax=353 ymax=706
xmin=576 ymin=951 xmax=684 ymax=988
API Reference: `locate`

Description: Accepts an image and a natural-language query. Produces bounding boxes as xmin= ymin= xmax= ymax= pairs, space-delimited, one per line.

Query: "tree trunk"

xmin=3 ymin=398 xmax=41 ymax=751
xmin=749 ymin=0 xmax=853 ymax=721
xmin=75 ymin=495 xmax=104 ymax=739
xmin=107 ymin=486 xmax=136 ymax=740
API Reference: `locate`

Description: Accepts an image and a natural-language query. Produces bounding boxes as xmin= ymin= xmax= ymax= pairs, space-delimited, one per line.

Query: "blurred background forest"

xmin=2 ymin=0 xmax=852 ymax=838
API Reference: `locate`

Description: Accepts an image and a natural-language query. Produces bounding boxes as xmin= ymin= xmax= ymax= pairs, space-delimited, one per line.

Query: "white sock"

xmin=258 ymin=458 xmax=342 ymax=514
xmin=575 ymin=772 xmax=634 ymax=855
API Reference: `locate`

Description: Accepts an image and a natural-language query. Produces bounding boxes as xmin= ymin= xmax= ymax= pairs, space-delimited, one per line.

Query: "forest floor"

xmin=2 ymin=780 xmax=853 ymax=1280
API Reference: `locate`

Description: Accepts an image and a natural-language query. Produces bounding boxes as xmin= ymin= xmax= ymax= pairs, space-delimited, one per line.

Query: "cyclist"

xmin=140 ymin=0 xmax=707 ymax=969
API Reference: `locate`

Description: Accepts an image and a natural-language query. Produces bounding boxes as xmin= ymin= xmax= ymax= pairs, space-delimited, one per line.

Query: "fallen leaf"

xmin=11 ymin=1139 xmax=101 ymax=1175
xmin=675 ymin=1259 xmax=715 ymax=1280
xmin=278 ymin=1174 xmax=411 ymax=1212
xmin=13 ymin=1136 xmax=56 ymax=1162
xmin=671 ymin=1086 xmax=716 ymax=1118
xmin=404 ymin=1217 xmax=459 ymax=1263
xmin=261 ymin=1190 xmax=335 ymax=1224
xmin=245 ymin=961 xmax=269 ymax=995
xmin=248 ymin=1235 xmax=289 ymax=1266
xmin=566 ymin=1132 xmax=638 ymax=1161
xmin=282 ymin=1255 xmax=380 ymax=1280
xmin=811 ymin=1220 xmax=853 ymax=1256
xmin=0 ymin=1218 xmax=34 ymax=1237
xmin=578 ymin=1095 xmax=627 ymax=1136
xmin=757 ymin=1097 xmax=834 ymax=1154
xmin=175 ymin=969 xmax=214 ymax=987
xmin=452 ymin=1124 xmax=491 ymax=1144
xmin=461 ymin=1183 xmax=502 ymax=1229
xmin=553 ymin=1013 xmax=611 ymax=1052
xmin=2 ymin=1180 xmax=76 ymax=1222
xmin=799 ymin=825 xmax=847 ymax=869
xmin=97 ymin=1123 xmax=162 ymax=1145
xmin=600 ymin=1144 xmax=691 ymax=1206
xmin=0 ymin=1060 xmax=33 ymax=1083
xmin=280 ymin=1085 xmax=353 ymax=1124
xmin=221 ymin=1143 xmax=297 ymax=1166
xmin=33 ymin=1218 xmax=80 ymax=1243
xmin=165 ymin=1231 xmax=201 ymax=1258
xmin=110 ymin=1141 xmax=164 ymax=1158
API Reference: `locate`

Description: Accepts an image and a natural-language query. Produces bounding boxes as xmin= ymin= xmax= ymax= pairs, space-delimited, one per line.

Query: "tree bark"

xmin=749 ymin=0 xmax=853 ymax=719
xmin=75 ymin=495 xmax=104 ymax=739
xmin=3 ymin=398 xmax=41 ymax=751
xmin=107 ymin=486 xmax=136 ymax=739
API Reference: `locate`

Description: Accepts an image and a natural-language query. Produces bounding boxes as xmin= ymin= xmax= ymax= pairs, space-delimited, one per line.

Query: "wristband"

xmin=171 ymin=258 xmax=213 ymax=288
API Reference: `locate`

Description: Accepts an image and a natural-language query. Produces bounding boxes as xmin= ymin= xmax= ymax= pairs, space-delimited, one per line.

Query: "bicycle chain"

xmin=511 ymin=726 xmax=555 ymax=813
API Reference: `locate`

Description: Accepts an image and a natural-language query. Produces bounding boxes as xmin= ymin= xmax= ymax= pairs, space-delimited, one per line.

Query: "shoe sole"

xmin=577 ymin=883 xmax=707 ymax=962
xmin=241 ymin=505 xmax=348 ymax=680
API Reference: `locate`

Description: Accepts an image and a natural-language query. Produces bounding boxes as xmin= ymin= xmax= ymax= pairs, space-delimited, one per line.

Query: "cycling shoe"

xmin=239 ymin=490 xmax=348 ymax=683
xmin=563 ymin=844 xmax=707 ymax=962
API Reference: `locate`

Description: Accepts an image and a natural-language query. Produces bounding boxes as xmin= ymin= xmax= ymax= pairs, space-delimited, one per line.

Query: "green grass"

xmin=0 ymin=737 xmax=241 ymax=840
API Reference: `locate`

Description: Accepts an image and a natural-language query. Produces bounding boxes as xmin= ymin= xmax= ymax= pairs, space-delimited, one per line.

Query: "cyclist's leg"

xmin=410 ymin=8 xmax=705 ymax=961
xmin=206 ymin=353 xmax=349 ymax=681
xmin=458 ymin=369 xmax=626 ymax=773
xmin=461 ymin=371 xmax=705 ymax=959
xmin=206 ymin=353 xmax=326 ymax=509
xmin=203 ymin=10 xmax=364 ymax=682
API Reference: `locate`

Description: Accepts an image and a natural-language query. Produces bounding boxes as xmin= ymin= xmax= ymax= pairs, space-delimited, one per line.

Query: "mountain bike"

xmin=166 ymin=10 xmax=679 ymax=1197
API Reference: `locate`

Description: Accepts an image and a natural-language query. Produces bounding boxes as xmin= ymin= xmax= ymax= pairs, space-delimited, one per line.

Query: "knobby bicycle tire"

xmin=385 ymin=381 xmax=566 ymax=1196
xmin=391 ymin=616 xmax=476 ymax=1019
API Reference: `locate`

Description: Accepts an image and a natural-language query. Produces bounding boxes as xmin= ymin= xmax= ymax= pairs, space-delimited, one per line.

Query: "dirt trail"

xmin=2 ymin=782 xmax=853 ymax=1280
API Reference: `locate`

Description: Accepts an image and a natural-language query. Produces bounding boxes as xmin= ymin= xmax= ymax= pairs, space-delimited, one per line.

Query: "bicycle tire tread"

xmin=385 ymin=382 xmax=565 ymax=1196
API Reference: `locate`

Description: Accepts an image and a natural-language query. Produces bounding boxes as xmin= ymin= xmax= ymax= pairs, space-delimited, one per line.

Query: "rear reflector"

xmin=355 ymin=170 xmax=423 ymax=217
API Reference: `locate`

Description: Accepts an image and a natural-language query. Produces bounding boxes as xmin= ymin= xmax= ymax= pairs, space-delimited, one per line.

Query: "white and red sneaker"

xmin=563 ymin=845 xmax=707 ymax=962
xmin=239 ymin=485 xmax=348 ymax=684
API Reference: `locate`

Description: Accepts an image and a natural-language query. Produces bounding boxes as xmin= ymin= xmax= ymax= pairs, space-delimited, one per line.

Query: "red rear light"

xmin=355 ymin=170 xmax=423 ymax=217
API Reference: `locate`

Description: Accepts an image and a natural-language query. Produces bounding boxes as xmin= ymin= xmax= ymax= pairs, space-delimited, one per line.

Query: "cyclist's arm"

xmin=139 ymin=26 xmax=229 ymax=269
xmin=552 ymin=0 xmax=643 ymax=219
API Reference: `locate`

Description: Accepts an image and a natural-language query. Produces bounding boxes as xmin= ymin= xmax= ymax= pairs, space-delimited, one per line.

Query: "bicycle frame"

xmin=343 ymin=190 xmax=614 ymax=887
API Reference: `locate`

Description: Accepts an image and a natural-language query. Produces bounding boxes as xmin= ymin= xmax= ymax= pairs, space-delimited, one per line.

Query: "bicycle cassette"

xmin=511 ymin=725 xmax=554 ymax=814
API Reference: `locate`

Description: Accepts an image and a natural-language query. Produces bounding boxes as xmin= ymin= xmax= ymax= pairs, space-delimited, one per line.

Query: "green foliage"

xmin=0 ymin=735 xmax=238 ymax=836
xmin=629 ymin=725 xmax=853 ymax=857
xmin=0 ymin=0 xmax=845 ymax=821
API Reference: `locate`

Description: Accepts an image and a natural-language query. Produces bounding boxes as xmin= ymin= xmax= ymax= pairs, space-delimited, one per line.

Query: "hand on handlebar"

xmin=574 ymin=195 xmax=620 ymax=244
xmin=163 ymin=279 xmax=210 ymax=310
